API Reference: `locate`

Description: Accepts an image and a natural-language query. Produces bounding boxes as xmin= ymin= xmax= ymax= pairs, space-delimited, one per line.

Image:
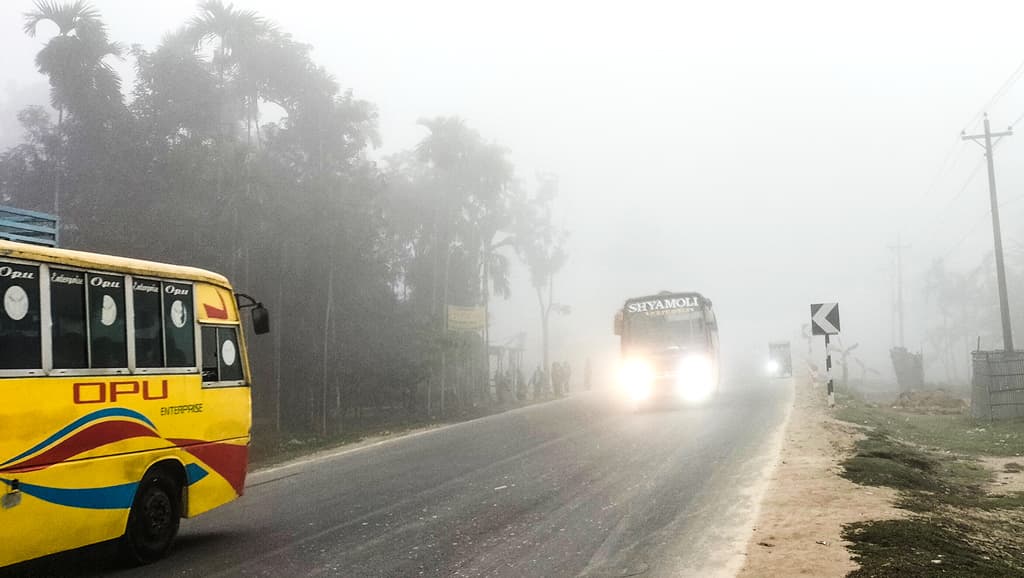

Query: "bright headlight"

xmin=619 ymin=358 xmax=655 ymax=401
xmin=765 ymin=359 xmax=780 ymax=375
xmin=676 ymin=354 xmax=714 ymax=403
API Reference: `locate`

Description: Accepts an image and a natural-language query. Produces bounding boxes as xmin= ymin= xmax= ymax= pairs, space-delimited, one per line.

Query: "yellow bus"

xmin=0 ymin=239 xmax=269 ymax=567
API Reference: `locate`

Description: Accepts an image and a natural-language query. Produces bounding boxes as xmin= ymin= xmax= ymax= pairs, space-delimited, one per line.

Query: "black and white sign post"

xmin=811 ymin=302 xmax=841 ymax=407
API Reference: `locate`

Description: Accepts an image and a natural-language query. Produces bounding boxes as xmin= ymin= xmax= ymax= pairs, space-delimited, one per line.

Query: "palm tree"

xmin=516 ymin=174 xmax=568 ymax=396
xmin=415 ymin=118 xmax=521 ymax=405
xmin=23 ymin=0 xmax=123 ymax=216
xmin=182 ymin=0 xmax=277 ymax=146
xmin=24 ymin=1 xmax=123 ymax=119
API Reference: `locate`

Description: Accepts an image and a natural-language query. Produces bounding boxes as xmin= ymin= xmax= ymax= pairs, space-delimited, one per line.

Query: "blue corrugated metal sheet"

xmin=0 ymin=205 xmax=59 ymax=247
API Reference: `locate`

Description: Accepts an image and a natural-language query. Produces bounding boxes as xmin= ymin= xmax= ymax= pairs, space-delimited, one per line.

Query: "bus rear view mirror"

xmin=252 ymin=304 xmax=270 ymax=335
xmin=613 ymin=310 xmax=623 ymax=336
xmin=235 ymin=292 xmax=270 ymax=335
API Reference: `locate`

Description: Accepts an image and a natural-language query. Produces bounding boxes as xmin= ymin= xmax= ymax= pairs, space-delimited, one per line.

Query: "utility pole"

xmin=962 ymin=114 xmax=1015 ymax=351
xmin=887 ymin=235 xmax=910 ymax=347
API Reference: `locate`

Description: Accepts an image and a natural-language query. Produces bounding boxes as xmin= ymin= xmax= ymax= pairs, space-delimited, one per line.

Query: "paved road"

xmin=5 ymin=379 xmax=792 ymax=578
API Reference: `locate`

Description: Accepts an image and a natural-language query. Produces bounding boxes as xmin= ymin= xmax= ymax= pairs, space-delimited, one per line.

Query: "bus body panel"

xmin=0 ymin=242 xmax=254 ymax=567
xmin=196 ymin=284 xmax=241 ymax=324
xmin=1 ymin=451 xmax=173 ymax=566
xmin=0 ymin=375 xmax=251 ymax=566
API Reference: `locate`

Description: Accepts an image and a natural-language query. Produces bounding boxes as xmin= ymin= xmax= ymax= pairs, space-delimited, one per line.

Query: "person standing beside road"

xmin=551 ymin=362 xmax=562 ymax=397
xmin=531 ymin=365 xmax=545 ymax=399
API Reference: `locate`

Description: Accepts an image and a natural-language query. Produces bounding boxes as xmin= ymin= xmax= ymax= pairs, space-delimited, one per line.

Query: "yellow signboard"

xmin=448 ymin=305 xmax=485 ymax=332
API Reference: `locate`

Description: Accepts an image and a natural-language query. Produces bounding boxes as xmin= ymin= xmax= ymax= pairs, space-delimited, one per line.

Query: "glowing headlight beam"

xmin=619 ymin=358 xmax=655 ymax=402
xmin=676 ymin=354 xmax=715 ymax=403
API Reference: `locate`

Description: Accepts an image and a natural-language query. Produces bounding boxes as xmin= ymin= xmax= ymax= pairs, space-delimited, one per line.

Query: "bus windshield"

xmin=625 ymin=309 xmax=705 ymax=352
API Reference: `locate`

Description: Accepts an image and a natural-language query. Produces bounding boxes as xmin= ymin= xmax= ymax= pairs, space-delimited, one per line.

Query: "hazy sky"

xmin=5 ymin=0 xmax=1024 ymax=380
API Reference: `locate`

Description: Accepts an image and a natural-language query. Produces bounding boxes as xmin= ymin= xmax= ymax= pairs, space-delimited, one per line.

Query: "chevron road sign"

xmin=810 ymin=302 xmax=840 ymax=335
xmin=810 ymin=302 xmax=840 ymax=408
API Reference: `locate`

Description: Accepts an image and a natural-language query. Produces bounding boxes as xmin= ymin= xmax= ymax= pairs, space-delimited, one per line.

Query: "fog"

xmin=5 ymin=0 xmax=1024 ymax=391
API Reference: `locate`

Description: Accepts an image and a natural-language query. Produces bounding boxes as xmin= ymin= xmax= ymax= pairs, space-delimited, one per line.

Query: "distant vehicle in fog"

xmin=766 ymin=341 xmax=793 ymax=378
xmin=613 ymin=291 xmax=720 ymax=408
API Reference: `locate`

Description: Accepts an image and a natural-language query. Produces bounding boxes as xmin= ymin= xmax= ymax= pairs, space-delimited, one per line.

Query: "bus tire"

xmin=121 ymin=466 xmax=182 ymax=565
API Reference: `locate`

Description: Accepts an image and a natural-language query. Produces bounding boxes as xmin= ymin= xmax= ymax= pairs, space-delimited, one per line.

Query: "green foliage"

xmin=837 ymin=406 xmax=1024 ymax=576
xmin=844 ymin=518 xmax=1024 ymax=577
xmin=24 ymin=0 xmax=124 ymax=119
xmin=842 ymin=433 xmax=942 ymax=493
xmin=2 ymin=1 xmax=565 ymax=436
xmin=836 ymin=396 xmax=1024 ymax=457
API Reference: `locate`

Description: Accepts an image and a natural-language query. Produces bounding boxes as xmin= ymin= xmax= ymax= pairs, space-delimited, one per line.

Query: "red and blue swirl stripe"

xmin=0 ymin=408 xmax=211 ymax=509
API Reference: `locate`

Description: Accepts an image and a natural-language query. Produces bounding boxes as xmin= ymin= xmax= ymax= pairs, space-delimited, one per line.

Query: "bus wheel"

xmin=121 ymin=467 xmax=181 ymax=565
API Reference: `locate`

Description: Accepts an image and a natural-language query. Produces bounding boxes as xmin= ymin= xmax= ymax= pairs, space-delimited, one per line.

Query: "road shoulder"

xmin=737 ymin=376 xmax=902 ymax=577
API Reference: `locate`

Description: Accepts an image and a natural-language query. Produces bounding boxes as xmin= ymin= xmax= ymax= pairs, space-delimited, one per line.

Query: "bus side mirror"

xmin=613 ymin=311 xmax=623 ymax=336
xmin=252 ymin=305 xmax=270 ymax=335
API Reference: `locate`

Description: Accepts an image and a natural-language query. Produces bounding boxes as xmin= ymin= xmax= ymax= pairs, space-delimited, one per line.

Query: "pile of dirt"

xmin=892 ymin=390 xmax=967 ymax=415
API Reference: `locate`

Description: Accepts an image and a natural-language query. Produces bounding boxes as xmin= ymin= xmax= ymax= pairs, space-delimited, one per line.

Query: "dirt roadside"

xmin=737 ymin=376 xmax=903 ymax=577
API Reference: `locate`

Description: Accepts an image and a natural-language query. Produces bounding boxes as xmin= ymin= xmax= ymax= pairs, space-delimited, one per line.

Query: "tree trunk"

xmin=54 ymin=106 xmax=62 ymax=219
xmin=440 ymin=201 xmax=452 ymax=415
xmin=274 ymin=272 xmax=283 ymax=433
xmin=482 ymin=244 xmax=491 ymax=406
xmin=428 ymin=208 xmax=439 ymax=417
xmin=322 ymin=260 xmax=333 ymax=436
xmin=537 ymin=284 xmax=550 ymax=397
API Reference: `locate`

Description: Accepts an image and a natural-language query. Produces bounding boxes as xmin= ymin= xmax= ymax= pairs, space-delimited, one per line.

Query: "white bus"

xmin=613 ymin=291 xmax=720 ymax=406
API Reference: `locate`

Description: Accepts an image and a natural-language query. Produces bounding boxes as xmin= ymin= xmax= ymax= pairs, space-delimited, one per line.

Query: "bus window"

xmin=202 ymin=325 xmax=243 ymax=384
xmin=201 ymin=325 xmax=218 ymax=381
xmin=51 ymin=269 xmax=87 ymax=369
xmin=0 ymin=261 xmax=41 ymax=370
xmin=133 ymin=279 xmax=163 ymax=367
xmin=87 ymin=273 xmax=127 ymax=368
xmin=218 ymin=326 xmax=243 ymax=382
xmin=163 ymin=282 xmax=195 ymax=367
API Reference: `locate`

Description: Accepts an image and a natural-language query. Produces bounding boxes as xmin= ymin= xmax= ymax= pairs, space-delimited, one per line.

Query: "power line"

xmin=908 ymin=157 xmax=985 ymax=241
xmin=920 ymin=194 xmax=1024 ymax=269
xmin=905 ymin=58 xmax=1024 ymax=245
xmin=932 ymin=159 xmax=985 ymax=215
xmin=903 ymin=116 xmax=1012 ymax=241
xmin=965 ymin=56 xmax=1024 ymax=131
xmin=910 ymin=128 xmax=1018 ymax=244
xmin=1010 ymin=108 xmax=1024 ymax=130
xmin=918 ymin=137 xmax=968 ymax=202
xmin=938 ymin=213 xmax=990 ymax=261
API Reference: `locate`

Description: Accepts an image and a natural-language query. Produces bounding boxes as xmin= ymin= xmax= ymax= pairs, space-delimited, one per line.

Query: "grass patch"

xmin=840 ymin=432 xmax=981 ymax=513
xmin=835 ymin=397 xmax=1024 ymax=457
xmin=844 ymin=519 xmax=1023 ymax=577
xmin=835 ymin=396 xmax=1024 ymax=576
xmin=842 ymin=455 xmax=939 ymax=494
xmin=842 ymin=433 xmax=940 ymax=493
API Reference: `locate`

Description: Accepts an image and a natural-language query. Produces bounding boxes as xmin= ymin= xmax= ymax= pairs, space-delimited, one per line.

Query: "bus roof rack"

xmin=0 ymin=205 xmax=59 ymax=247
